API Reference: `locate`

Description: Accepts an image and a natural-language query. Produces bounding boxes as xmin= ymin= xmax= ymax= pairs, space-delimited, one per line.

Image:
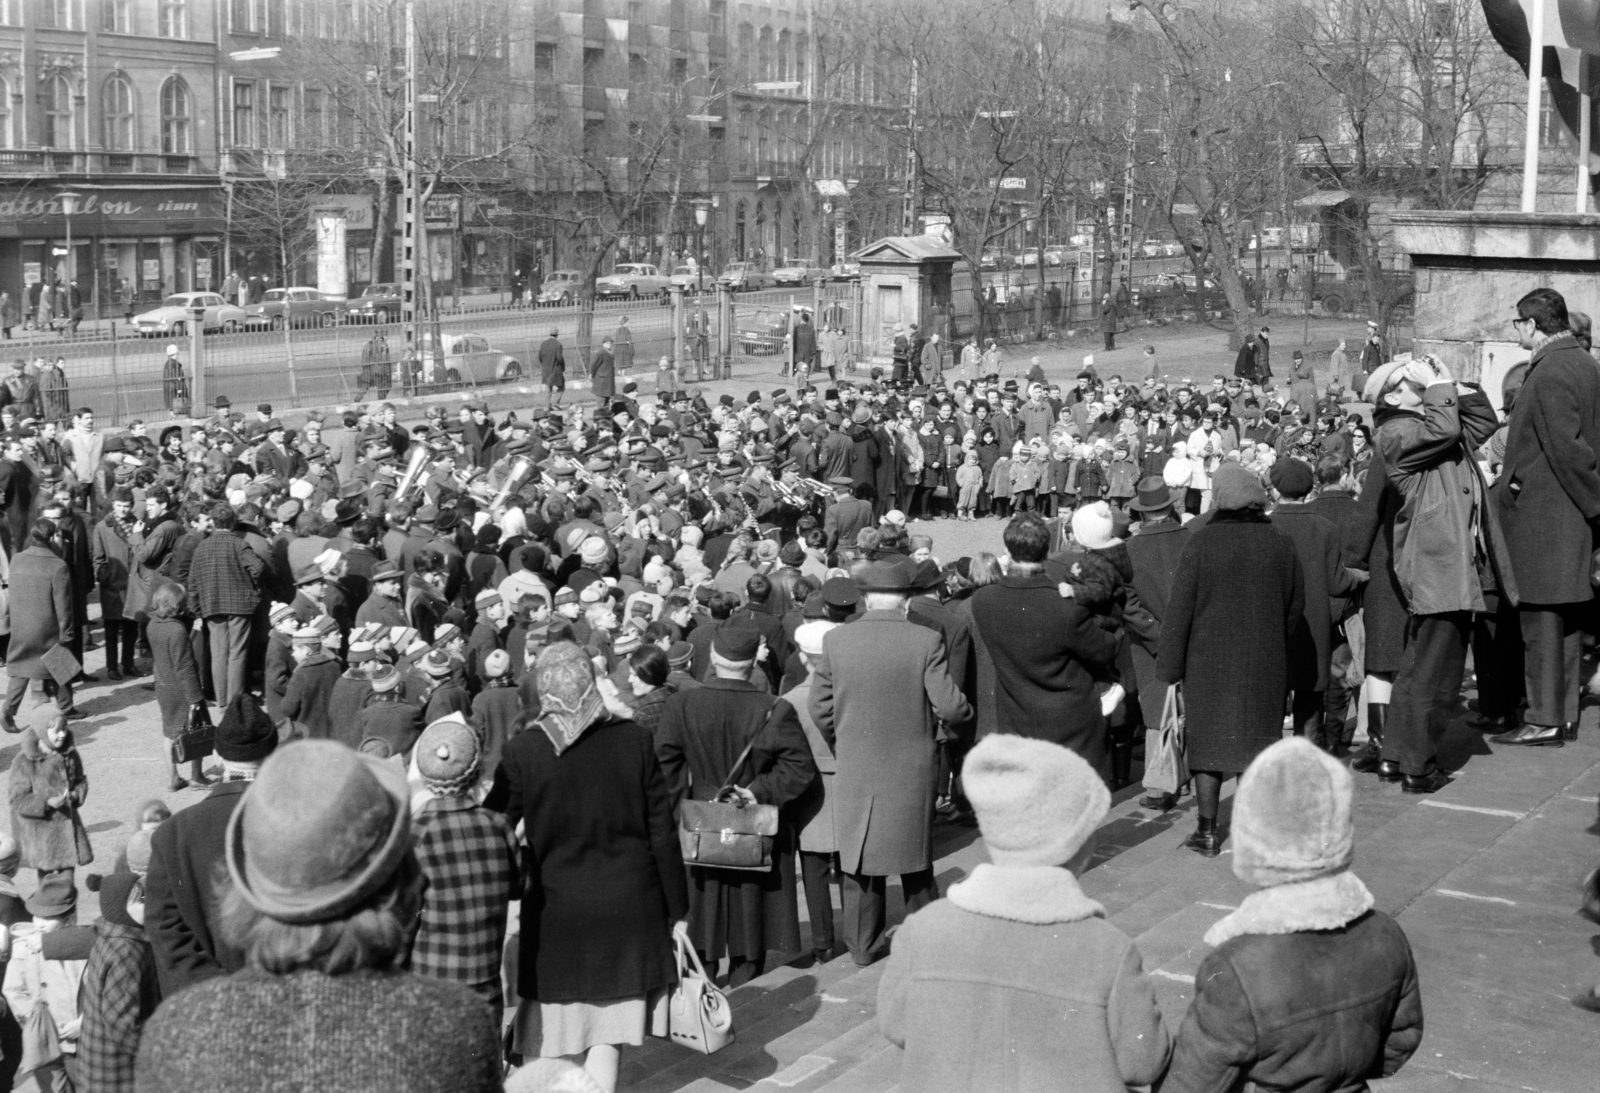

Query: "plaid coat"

xmin=411 ymin=797 xmax=519 ymax=1004
xmin=80 ymin=922 xmax=159 ymax=1093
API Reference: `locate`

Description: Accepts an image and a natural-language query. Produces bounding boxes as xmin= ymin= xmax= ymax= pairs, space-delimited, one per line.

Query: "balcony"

xmin=0 ymin=150 xmax=208 ymax=178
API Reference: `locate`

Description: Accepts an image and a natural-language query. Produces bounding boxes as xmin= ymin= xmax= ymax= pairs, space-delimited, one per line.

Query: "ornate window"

xmin=44 ymin=75 xmax=75 ymax=149
xmin=103 ymin=74 xmax=134 ymax=150
xmin=161 ymin=77 xmax=191 ymax=155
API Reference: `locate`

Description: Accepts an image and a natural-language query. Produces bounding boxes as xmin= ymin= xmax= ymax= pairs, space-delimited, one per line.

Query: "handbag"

xmin=172 ymin=701 xmax=214 ymax=765
xmin=668 ymin=933 xmax=734 ymax=1054
xmin=677 ymin=721 xmax=780 ymax=872
xmin=1143 ymin=684 xmax=1190 ymax=796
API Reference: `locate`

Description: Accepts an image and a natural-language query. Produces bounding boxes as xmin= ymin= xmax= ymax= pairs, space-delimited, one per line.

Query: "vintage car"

xmin=595 ymin=263 xmax=672 ymax=299
xmin=133 ymin=292 xmax=248 ymax=336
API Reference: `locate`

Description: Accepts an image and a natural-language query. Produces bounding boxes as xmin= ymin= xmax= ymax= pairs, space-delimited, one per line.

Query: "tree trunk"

xmin=371 ymin=175 xmax=395 ymax=284
xmin=1201 ymin=219 xmax=1252 ymax=350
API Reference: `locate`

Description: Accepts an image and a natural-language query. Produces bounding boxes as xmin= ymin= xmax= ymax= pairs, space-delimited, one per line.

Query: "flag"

xmin=1484 ymin=0 xmax=1600 ymax=141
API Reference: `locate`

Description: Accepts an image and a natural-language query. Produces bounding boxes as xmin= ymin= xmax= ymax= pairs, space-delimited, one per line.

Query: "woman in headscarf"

xmin=498 ymin=642 xmax=688 ymax=1092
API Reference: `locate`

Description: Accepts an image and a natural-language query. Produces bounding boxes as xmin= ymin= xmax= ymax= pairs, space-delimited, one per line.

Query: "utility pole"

xmin=401 ymin=0 xmax=420 ymax=374
xmin=1112 ymin=84 xmax=1138 ymax=295
xmin=901 ymin=58 xmax=918 ymax=235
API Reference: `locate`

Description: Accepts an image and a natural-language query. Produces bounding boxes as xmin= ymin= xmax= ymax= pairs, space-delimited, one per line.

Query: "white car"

xmin=134 ymin=292 xmax=247 ymax=336
xmin=595 ymin=263 xmax=671 ymax=299
xmin=1140 ymin=240 xmax=1164 ymax=258
xmin=669 ymin=265 xmax=710 ymax=293
xmin=772 ymin=263 xmax=830 ymax=286
xmin=416 ymin=331 xmax=524 ymax=387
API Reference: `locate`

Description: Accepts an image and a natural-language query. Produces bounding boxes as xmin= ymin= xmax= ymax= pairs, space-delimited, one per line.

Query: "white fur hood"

xmin=1204 ymin=871 xmax=1375 ymax=947
xmin=947 ymin=863 xmax=1106 ymax=925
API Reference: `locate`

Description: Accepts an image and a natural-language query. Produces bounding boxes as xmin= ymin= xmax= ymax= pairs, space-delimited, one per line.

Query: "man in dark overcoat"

xmin=821 ymin=477 xmax=872 ymax=553
xmin=589 ymin=337 xmax=616 ymax=400
xmin=0 ymin=520 xmax=75 ymax=733
xmin=1124 ymin=477 xmax=1191 ymax=809
xmin=538 ymin=329 xmax=566 ymax=409
xmin=1495 ymin=287 xmax=1600 ymax=745
xmin=0 ymin=433 xmax=35 ymax=556
xmin=655 ymin=622 xmax=816 ymax=987
xmin=1268 ymin=457 xmax=1361 ymax=752
xmin=968 ymin=516 xmax=1120 ymax=775
xmin=1306 ymin=452 xmax=1368 ymax=746
xmin=810 ymin=561 xmax=971 ymax=967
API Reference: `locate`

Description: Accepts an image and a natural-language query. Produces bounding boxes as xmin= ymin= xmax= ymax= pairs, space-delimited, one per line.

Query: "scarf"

xmin=534 ymin=643 xmax=607 ymax=756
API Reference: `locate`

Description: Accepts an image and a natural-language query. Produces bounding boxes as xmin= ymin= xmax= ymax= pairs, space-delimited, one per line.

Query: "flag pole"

xmin=1579 ymin=80 xmax=1593 ymax=213
xmin=1523 ymin=0 xmax=1547 ymax=212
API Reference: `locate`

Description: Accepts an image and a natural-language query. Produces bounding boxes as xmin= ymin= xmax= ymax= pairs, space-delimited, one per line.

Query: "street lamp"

xmin=693 ymin=201 xmax=709 ymax=297
xmin=57 ymin=190 xmax=82 ymax=295
xmin=822 ymin=200 xmax=833 ymax=265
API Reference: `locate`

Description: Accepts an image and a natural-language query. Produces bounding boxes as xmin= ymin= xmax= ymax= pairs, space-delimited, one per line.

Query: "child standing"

xmin=80 ymin=860 xmax=159 ymax=1093
xmin=1009 ymin=442 xmax=1041 ymax=513
xmin=7 ymin=716 xmax=91 ymax=894
xmin=1073 ymin=443 xmax=1106 ymax=507
xmin=988 ymin=444 xmax=1013 ymax=518
xmin=955 ymin=451 xmax=983 ymax=521
xmin=1107 ymin=438 xmax=1139 ymax=509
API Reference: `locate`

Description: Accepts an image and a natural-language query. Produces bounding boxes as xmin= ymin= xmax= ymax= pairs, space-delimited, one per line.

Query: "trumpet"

xmin=491 ymin=456 xmax=534 ymax=513
xmin=394 ymin=443 xmax=431 ymax=501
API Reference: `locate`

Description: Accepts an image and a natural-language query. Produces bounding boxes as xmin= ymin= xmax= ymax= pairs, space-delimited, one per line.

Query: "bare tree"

xmin=227 ymin=175 xmax=336 ymax=286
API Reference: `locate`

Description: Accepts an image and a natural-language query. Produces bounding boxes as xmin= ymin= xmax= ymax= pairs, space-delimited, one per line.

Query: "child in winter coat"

xmin=1047 ymin=443 xmax=1075 ymax=516
xmin=988 ymin=447 xmax=1013 ymax=518
xmin=955 ymin=451 xmax=984 ymax=521
xmin=1106 ymin=439 xmax=1139 ymax=508
xmin=1165 ymin=740 xmax=1421 ymax=1092
xmin=881 ymin=734 xmax=1170 ymax=1093
xmin=80 ymin=866 xmax=159 ymax=1093
xmin=279 ymin=625 xmax=343 ymax=739
xmin=262 ymin=602 xmax=298 ymax=724
xmin=1072 ymin=443 xmax=1106 ymax=507
xmin=1009 ymin=442 xmax=1041 ymax=512
xmin=7 ymin=717 xmax=91 ymax=891
xmin=471 ymin=649 xmax=522 ymax=777
xmin=3 ymin=872 xmax=91 ymax=1093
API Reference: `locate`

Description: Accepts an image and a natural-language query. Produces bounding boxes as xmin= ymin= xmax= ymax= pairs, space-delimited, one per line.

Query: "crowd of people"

xmin=0 ymin=284 xmax=1587 ymax=1090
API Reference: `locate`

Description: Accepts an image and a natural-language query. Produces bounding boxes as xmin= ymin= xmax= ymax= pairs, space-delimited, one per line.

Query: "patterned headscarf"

xmin=535 ymin=643 xmax=606 ymax=756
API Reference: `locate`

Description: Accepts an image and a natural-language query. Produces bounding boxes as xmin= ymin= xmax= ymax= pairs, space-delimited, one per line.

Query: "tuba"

xmin=394 ymin=442 xmax=431 ymax=501
xmin=491 ymin=456 xmax=534 ymax=513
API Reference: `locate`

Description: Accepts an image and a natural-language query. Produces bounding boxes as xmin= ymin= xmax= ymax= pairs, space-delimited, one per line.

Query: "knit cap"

xmin=475 ymin=589 xmax=502 ymax=611
xmin=1070 ymin=501 xmax=1121 ymax=551
xmin=667 ymin=641 xmax=694 ymax=670
xmin=415 ymin=715 xmax=481 ymax=797
xmin=269 ymin=603 xmax=296 ymax=628
xmin=483 ymin=650 xmax=511 ymax=679
xmin=348 ymin=641 xmax=377 ymax=665
xmin=433 ymin=622 xmax=461 ymax=646
xmin=1232 ymin=737 xmax=1355 ymax=888
xmin=292 ymin=626 xmax=322 ymax=650
xmin=421 ymin=650 xmax=454 ymax=679
xmin=579 ymin=536 xmax=609 ymax=567
xmin=1212 ymin=462 xmax=1268 ymax=511
xmin=124 ymin=829 xmax=154 ymax=875
xmin=962 ymin=733 xmax=1108 ymax=868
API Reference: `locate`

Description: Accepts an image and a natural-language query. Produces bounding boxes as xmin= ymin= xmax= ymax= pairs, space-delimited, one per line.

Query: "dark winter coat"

xmin=1157 ymin=513 xmax=1304 ymax=774
xmin=3 ymin=544 xmax=75 ymax=680
xmin=656 ymin=678 xmax=814 ymax=958
xmin=263 ymin=632 xmax=293 ymax=724
xmin=1495 ymin=331 xmax=1600 ymax=605
xmin=328 ymin=673 xmax=374 ymax=751
xmin=1271 ymin=505 xmax=1359 ymax=693
xmin=7 ymin=730 xmax=91 ymax=871
xmin=1346 ymin=448 xmax=1409 ymax=673
xmin=847 ymin=424 xmax=879 ymax=490
xmin=144 ymin=780 xmax=249 ymax=995
xmin=501 ymin=717 xmax=690 ymax=1004
xmin=810 ymin=613 xmax=972 ymax=875
xmin=91 ymin=515 xmax=135 ymax=619
xmin=969 ymin=574 xmax=1121 ymax=776
xmin=149 ymin=615 xmax=204 ymax=739
xmin=1166 ymin=903 xmax=1421 ymax=1093
xmin=354 ymin=696 xmax=424 ymax=758
xmin=1124 ymin=517 xmax=1192 ymax=726
xmin=1306 ymin=487 xmax=1362 ymax=622
xmin=589 ymin=347 xmax=616 ymax=399
xmin=470 ymin=681 xmax=521 ymax=774
xmin=280 ymin=652 xmax=342 ymax=739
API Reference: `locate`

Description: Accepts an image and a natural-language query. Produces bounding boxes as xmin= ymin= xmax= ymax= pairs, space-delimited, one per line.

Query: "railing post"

xmin=188 ymin=305 xmax=205 ymax=421
xmin=670 ymin=284 xmax=686 ymax=381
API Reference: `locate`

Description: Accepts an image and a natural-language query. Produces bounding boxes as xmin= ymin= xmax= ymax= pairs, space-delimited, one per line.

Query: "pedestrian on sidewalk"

xmin=1165 ymin=738 xmax=1422 ymax=1092
xmin=8 ymin=714 xmax=92 ymax=894
xmin=878 ymin=733 xmax=1170 ymax=1093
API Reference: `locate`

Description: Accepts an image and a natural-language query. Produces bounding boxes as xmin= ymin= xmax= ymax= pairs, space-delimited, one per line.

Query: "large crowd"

xmin=0 ymin=285 xmax=1589 ymax=1092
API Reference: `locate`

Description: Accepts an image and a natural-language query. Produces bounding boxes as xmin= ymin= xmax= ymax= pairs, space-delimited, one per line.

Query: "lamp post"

xmin=693 ymin=201 xmax=709 ymax=297
xmin=56 ymin=189 xmax=82 ymax=296
xmin=823 ymin=200 xmax=833 ymax=266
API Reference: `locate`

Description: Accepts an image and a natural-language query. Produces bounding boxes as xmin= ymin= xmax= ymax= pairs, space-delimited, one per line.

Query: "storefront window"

xmin=103 ymin=75 xmax=134 ymax=152
xmin=161 ymin=78 xmax=191 ymax=155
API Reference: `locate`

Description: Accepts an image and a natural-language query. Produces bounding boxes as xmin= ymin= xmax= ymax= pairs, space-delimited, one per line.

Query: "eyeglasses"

xmin=1511 ymin=316 xmax=1534 ymax=329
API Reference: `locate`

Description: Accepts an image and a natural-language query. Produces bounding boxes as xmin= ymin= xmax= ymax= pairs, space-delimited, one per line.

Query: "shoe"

xmin=72 ymin=672 xmax=96 ymax=684
xmin=1489 ymin=723 xmax=1565 ymax=748
xmin=168 ymin=776 xmax=189 ymax=792
xmin=1579 ymin=867 xmax=1600 ymax=925
xmin=1350 ymin=704 xmax=1387 ymax=772
xmin=1466 ymin=713 xmax=1515 ymax=732
xmin=1140 ymin=792 xmax=1176 ymax=812
xmin=105 ymin=666 xmax=122 ymax=682
xmin=63 ymin=709 xmax=86 ymax=721
xmin=1401 ymin=769 xmax=1451 ymax=794
xmin=1574 ymin=989 xmax=1600 ymax=1013
xmin=1564 ymin=721 xmax=1579 ymax=742
xmin=121 ymin=663 xmax=143 ymax=678
xmin=1377 ymin=760 xmax=1404 ymax=782
xmin=1185 ymin=818 xmax=1222 ymax=858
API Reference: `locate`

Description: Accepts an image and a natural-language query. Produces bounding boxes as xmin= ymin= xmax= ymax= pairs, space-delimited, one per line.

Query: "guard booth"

xmin=853 ymin=235 xmax=961 ymax=368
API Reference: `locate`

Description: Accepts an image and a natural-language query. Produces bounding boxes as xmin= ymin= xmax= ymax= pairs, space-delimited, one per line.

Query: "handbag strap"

xmin=714 ymin=705 xmax=779 ymax=799
xmin=675 ymin=931 xmax=714 ymax=984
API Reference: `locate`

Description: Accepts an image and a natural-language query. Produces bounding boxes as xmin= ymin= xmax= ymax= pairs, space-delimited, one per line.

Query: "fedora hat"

xmin=225 ymin=740 xmax=411 ymax=926
xmin=856 ymin=559 xmax=913 ymax=593
xmin=1127 ymin=475 xmax=1178 ymax=513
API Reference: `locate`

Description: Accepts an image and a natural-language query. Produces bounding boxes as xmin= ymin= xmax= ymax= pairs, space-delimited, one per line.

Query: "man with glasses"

xmin=1492 ymin=289 xmax=1600 ymax=747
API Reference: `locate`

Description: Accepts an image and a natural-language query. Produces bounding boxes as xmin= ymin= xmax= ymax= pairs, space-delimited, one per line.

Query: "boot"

xmin=1350 ymin=703 xmax=1388 ymax=773
xmin=1184 ymin=817 xmax=1222 ymax=858
xmin=104 ymin=627 xmax=122 ymax=682
xmin=1110 ymin=741 xmax=1134 ymax=791
xmin=1564 ymin=721 xmax=1580 ymax=742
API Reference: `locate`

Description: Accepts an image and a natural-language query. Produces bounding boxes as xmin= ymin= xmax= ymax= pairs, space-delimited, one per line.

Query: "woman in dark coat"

xmin=500 ymin=643 xmax=688 ymax=1093
xmin=1158 ymin=464 xmax=1303 ymax=856
xmin=1345 ymin=444 xmax=1408 ymax=761
xmin=148 ymin=581 xmax=208 ymax=790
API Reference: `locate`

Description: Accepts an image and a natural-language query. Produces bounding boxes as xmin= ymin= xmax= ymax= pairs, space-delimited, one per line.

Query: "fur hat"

xmin=225 ymin=740 xmax=411 ymax=925
xmin=1232 ymin=737 xmax=1355 ymax=888
xmin=962 ymin=734 xmax=1109 ymax=868
xmin=579 ymin=537 xmax=609 ymax=567
xmin=1070 ymin=501 xmax=1121 ymax=551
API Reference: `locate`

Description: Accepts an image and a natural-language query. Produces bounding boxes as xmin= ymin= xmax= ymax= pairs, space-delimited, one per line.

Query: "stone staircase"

xmin=618 ymin=719 xmax=1600 ymax=1093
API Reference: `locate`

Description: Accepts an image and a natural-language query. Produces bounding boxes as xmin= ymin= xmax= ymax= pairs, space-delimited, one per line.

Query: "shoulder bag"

xmin=1143 ymin=684 xmax=1189 ymax=797
xmin=667 ymin=932 xmax=734 ymax=1053
xmin=677 ymin=714 xmax=780 ymax=872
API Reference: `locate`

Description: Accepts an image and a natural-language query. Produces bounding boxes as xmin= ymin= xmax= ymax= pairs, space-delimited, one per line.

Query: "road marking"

xmin=758 ymin=1056 xmax=834 ymax=1086
xmin=819 ymin=993 xmax=849 ymax=1003
xmin=1563 ymin=794 xmax=1600 ymax=804
xmin=1198 ymin=902 xmax=1237 ymax=911
xmin=1419 ymin=800 xmax=1527 ymax=819
xmin=1435 ymin=889 xmax=1517 ymax=906
xmin=1149 ymin=969 xmax=1196 ymax=984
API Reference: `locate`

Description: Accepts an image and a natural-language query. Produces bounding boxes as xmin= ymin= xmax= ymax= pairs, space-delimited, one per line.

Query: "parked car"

xmin=832 ymin=260 xmax=862 ymax=279
xmin=718 ymin=262 xmax=775 ymax=292
xmin=1140 ymin=239 xmax=1164 ymax=258
xmin=415 ymin=331 xmax=524 ymax=387
xmin=244 ymin=287 xmax=347 ymax=330
xmin=596 ymin=263 xmax=671 ymax=299
xmin=347 ymin=283 xmax=402 ymax=323
xmin=1314 ymin=269 xmax=1414 ymax=316
xmin=735 ymin=305 xmax=812 ymax=355
xmin=1162 ymin=241 xmax=1185 ymax=257
xmin=537 ymin=269 xmax=583 ymax=306
xmin=1043 ymin=245 xmax=1069 ymax=267
xmin=134 ymin=292 xmax=247 ymax=336
xmin=773 ymin=263 xmax=830 ymax=286
xmin=670 ymin=265 xmax=710 ymax=293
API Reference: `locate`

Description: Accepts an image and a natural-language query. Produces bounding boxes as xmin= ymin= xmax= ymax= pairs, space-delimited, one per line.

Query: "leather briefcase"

xmin=677 ymin=721 xmax=779 ymax=872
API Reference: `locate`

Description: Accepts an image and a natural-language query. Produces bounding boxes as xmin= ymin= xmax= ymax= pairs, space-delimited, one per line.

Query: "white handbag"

xmin=668 ymin=933 xmax=734 ymax=1054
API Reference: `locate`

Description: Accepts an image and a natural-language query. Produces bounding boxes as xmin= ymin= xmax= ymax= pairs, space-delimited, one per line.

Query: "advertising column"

xmin=314 ymin=206 xmax=349 ymax=301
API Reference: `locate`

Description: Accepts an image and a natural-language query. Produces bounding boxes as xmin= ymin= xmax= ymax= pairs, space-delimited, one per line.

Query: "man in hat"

xmin=144 ymin=682 xmax=280 ymax=994
xmin=655 ymin=622 xmax=816 ymax=986
xmin=187 ymin=502 xmax=265 ymax=709
xmin=590 ymin=336 xmax=616 ymax=400
xmin=784 ymin=619 xmax=841 ymax=963
xmin=810 ymin=559 xmax=971 ymax=966
xmin=1124 ymin=476 xmax=1192 ymax=809
xmin=356 ymin=564 xmax=409 ymax=629
xmin=539 ymin=328 xmax=566 ymax=409
xmin=822 ymin=477 xmax=872 ymax=554
xmin=410 ymin=716 xmax=519 ymax=1026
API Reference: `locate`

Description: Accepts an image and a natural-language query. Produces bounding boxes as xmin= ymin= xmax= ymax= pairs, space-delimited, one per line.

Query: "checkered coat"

xmin=410 ymin=796 xmax=519 ymax=1004
xmin=79 ymin=921 xmax=159 ymax=1093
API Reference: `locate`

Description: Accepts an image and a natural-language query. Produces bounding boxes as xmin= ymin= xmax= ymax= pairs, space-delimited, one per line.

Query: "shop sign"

xmin=0 ymin=188 xmax=225 ymax=237
xmin=308 ymin=193 xmax=374 ymax=231
xmin=424 ymin=195 xmax=460 ymax=230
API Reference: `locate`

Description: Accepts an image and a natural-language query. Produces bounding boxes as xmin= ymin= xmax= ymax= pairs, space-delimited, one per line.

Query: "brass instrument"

xmin=491 ymin=456 xmax=534 ymax=512
xmin=394 ymin=443 xmax=431 ymax=500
